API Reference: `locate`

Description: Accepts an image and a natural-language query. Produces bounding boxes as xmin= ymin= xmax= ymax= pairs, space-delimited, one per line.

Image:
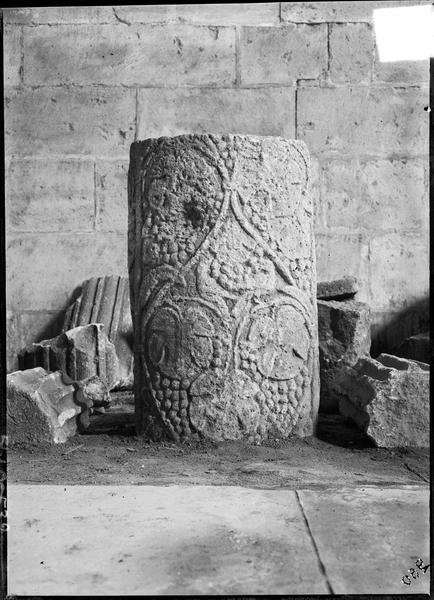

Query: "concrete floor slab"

xmin=8 ymin=484 xmax=329 ymax=595
xmin=298 ymin=485 xmax=430 ymax=594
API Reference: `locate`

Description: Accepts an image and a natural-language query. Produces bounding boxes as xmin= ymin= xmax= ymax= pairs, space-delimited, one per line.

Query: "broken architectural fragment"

xmin=18 ymin=324 xmax=120 ymax=391
xmin=62 ymin=275 xmax=133 ymax=387
xmin=63 ymin=373 xmax=111 ymax=429
xmin=318 ymin=299 xmax=371 ymax=413
xmin=317 ymin=276 xmax=358 ymax=301
xmin=128 ymin=134 xmax=319 ymax=442
xmin=336 ymin=354 xmax=429 ymax=447
xmin=7 ymin=367 xmax=82 ymax=445
xmin=395 ymin=331 xmax=429 ymax=365
xmin=7 ymin=368 xmax=112 ymax=445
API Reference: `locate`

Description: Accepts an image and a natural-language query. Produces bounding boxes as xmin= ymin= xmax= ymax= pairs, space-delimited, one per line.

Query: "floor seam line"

xmin=295 ymin=489 xmax=334 ymax=595
xmin=403 ymin=461 xmax=429 ymax=483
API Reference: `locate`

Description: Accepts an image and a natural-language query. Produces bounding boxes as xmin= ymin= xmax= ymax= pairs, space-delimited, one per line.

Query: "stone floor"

xmin=7 ymin=483 xmax=430 ymax=595
xmin=7 ymin=416 xmax=430 ymax=595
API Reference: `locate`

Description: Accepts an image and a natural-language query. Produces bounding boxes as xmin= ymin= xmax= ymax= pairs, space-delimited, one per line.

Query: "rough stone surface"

xmin=113 ymin=4 xmax=281 ymax=26
xmin=240 ymin=24 xmax=327 ymax=84
xmin=6 ymin=311 xmax=21 ymax=375
xmin=62 ymin=276 xmax=133 ymax=388
xmin=337 ymin=353 xmax=429 ymax=447
xmin=7 ymin=159 xmax=94 ymax=232
xmin=315 ymin=233 xmax=370 ymax=303
xmin=369 ymin=232 xmax=429 ymax=313
xmin=71 ymin=374 xmax=111 ymax=430
xmin=281 ymin=1 xmax=430 ymax=23
xmin=4 ymin=25 xmax=22 ymax=87
xmin=374 ymin=58 xmax=429 ymax=85
xmin=3 ymin=6 xmax=114 ymax=25
xmin=317 ymin=276 xmax=358 ymax=300
xmin=137 ymin=87 xmax=296 ymax=140
xmin=19 ymin=324 xmax=120 ymax=391
xmin=5 ymin=87 xmax=135 ymax=157
xmin=395 ymin=332 xmax=429 ymax=364
xmin=7 ymin=368 xmax=81 ymax=445
xmin=24 ymin=24 xmax=236 ymax=86
xmin=7 ymin=232 xmax=127 ymax=311
xmin=129 ymin=134 xmax=319 ymax=442
xmin=297 ymin=86 xmax=429 ymax=157
xmin=95 ymin=161 xmax=129 ymax=232
xmin=319 ymin=159 xmax=428 ymax=232
xmin=318 ymin=299 xmax=371 ymax=412
xmin=329 ymin=23 xmax=373 ymax=84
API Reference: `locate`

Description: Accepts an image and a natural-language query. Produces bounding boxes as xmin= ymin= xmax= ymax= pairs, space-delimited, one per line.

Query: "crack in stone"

xmin=295 ymin=490 xmax=334 ymax=594
xmin=403 ymin=461 xmax=429 ymax=483
xmin=112 ymin=7 xmax=131 ymax=26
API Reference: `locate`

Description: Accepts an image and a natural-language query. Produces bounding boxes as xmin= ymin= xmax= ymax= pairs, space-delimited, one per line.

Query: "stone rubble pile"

xmin=8 ymin=274 xmax=134 ymax=446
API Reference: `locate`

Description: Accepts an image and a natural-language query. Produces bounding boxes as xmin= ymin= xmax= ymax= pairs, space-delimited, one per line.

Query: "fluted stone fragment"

xmin=128 ymin=134 xmax=319 ymax=442
xmin=62 ymin=275 xmax=133 ymax=387
xmin=19 ymin=324 xmax=120 ymax=390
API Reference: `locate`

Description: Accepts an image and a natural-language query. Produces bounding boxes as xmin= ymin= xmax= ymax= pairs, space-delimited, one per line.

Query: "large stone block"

xmin=137 ymin=87 xmax=295 ymax=139
xmin=5 ymin=87 xmax=135 ymax=157
xmin=24 ymin=24 xmax=236 ymax=86
xmin=368 ymin=232 xmax=429 ymax=313
xmin=240 ymin=24 xmax=327 ymax=84
xmin=19 ymin=324 xmax=120 ymax=391
xmin=7 ymin=159 xmax=94 ymax=232
xmin=319 ymin=158 xmax=428 ymax=232
xmin=329 ymin=23 xmax=373 ymax=84
xmin=337 ymin=354 xmax=429 ymax=447
xmin=317 ymin=276 xmax=358 ymax=300
xmin=129 ymin=134 xmax=319 ymax=442
xmin=7 ymin=368 xmax=81 ymax=445
xmin=281 ymin=1 xmax=430 ymax=23
xmin=112 ymin=4 xmax=280 ymax=26
xmin=374 ymin=58 xmax=429 ymax=85
xmin=62 ymin=276 xmax=133 ymax=387
xmin=3 ymin=6 xmax=114 ymax=24
xmin=318 ymin=299 xmax=371 ymax=412
xmin=95 ymin=160 xmax=129 ymax=232
xmin=4 ymin=25 xmax=22 ymax=87
xmin=7 ymin=232 xmax=127 ymax=311
xmin=297 ymin=86 xmax=429 ymax=158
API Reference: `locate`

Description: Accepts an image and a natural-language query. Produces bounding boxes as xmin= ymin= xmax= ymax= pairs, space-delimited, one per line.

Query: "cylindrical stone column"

xmin=128 ymin=134 xmax=319 ymax=442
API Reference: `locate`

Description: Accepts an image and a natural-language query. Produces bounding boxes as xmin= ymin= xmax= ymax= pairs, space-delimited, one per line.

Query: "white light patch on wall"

xmin=373 ymin=4 xmax=434 ymax=62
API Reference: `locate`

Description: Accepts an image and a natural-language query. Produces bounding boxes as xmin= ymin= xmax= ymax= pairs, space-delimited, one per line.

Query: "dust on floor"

xmin=8 ymin=415 xmax=429 ymax=488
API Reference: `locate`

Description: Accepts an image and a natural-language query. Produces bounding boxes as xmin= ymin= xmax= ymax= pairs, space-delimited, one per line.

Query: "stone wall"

xmin=4 ymin=2 xmax=429 ymax=371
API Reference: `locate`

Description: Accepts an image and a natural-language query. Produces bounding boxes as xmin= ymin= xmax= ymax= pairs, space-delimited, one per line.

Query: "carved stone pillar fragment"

xmin=128 ymin=134 xmax=319 ymax=442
